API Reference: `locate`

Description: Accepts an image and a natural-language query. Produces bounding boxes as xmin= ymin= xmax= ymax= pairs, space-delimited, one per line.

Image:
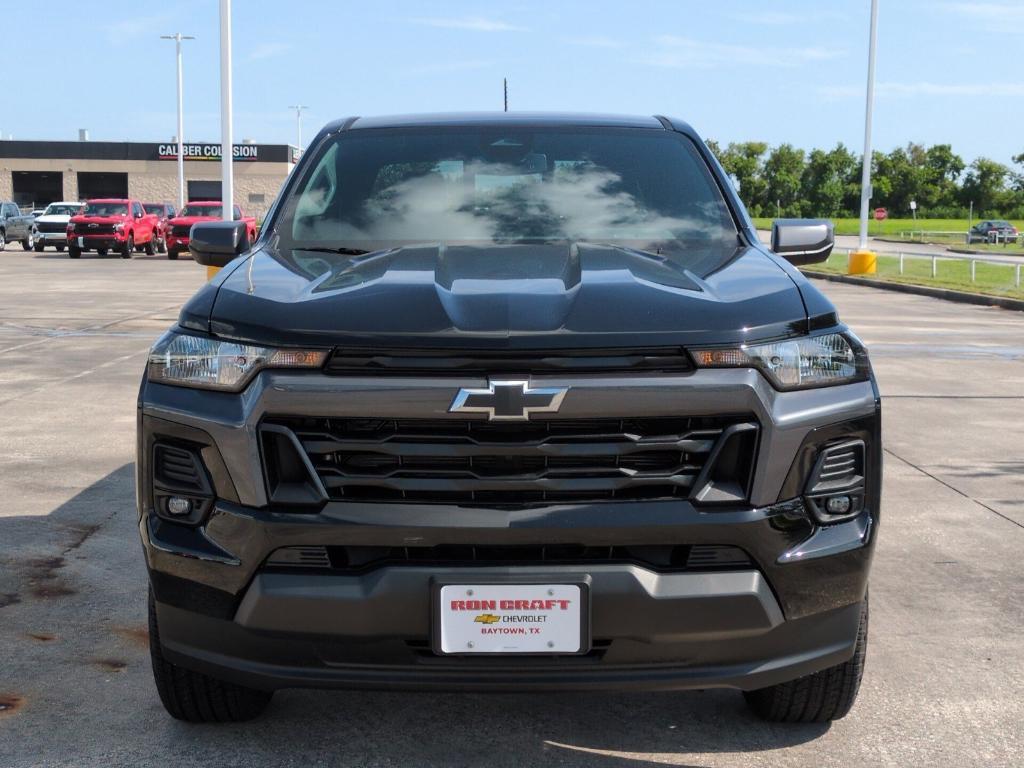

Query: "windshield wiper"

xmin=293 ymin=246 xmax=372 ymax=255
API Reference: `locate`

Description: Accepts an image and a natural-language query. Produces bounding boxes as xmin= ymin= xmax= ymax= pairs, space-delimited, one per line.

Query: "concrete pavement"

xmin=0 ymin=248 xmax=1021 ymax=767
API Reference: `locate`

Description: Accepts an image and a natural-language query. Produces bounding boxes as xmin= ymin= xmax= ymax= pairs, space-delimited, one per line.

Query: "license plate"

xmin=437 ymin=583 xmax=584 ymax=654
xmin=77 ymin=237 xmax=84 ymax=247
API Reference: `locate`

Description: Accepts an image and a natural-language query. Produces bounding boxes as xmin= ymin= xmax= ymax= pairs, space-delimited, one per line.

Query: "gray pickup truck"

xmin=0 ymin=201 xmax=39 ymax=251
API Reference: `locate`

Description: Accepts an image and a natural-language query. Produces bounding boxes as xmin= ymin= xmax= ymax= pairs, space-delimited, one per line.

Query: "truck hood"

xmin=204 ymin=242 xmax=811 ymax=349
xmin=169 ymin=215 xmax=219 ymax=227
xmin=35 ymin=214 xmax=73 ymax=224
xmin=70 ymin=215 xmax=129 ymax=225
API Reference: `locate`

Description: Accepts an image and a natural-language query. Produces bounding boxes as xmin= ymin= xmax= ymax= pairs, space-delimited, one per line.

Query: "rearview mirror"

xmin=770 ymin=219 xmax=834 ymax=265
xmin=189 ymin=221 xmax=251 ymax=268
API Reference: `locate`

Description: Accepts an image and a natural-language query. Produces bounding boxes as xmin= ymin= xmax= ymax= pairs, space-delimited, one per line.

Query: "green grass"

xmin=806 ymin=251 xmax=1024 ymax=300
xmin=752 ymin=217 xmax=1024 ymax=237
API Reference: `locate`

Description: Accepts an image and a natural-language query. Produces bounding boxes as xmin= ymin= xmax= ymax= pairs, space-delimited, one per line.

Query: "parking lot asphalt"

xmin=0 ymin=248 xmax=1022 ymax=767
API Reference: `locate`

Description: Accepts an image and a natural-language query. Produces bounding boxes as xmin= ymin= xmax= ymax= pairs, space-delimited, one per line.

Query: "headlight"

xmin=114 ymin=223 xmax=124 ymax=231
xmin=147 ymin=331 xmax=328 ymax=391
xmin=692 ymin=332 xmax=869 ymax=390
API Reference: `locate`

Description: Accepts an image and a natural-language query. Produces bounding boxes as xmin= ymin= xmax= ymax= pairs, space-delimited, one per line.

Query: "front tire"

xmin=148 ymin=589 xmax=272 ymax=722
xmin=68 ymin=246 xmax=81 ymax=258
xmin=121 ymin=236 xmax=133 ymax=259
xmin=144 ymin=235 xmax=156 ymax=255
xmin=34 ymin=241 xmax=45 ymax=252
xmin=0 ymin=229 xmax=6 ymax=250
xmin=167 ymin=248 xmax=179 ymax=260
xmin=56 ymin=244 xmax=65 ymax=252
xmin=744 ymin=596 xmax=868 ymax=723
xmin=22 ymin=230 xmax=36 ymax=250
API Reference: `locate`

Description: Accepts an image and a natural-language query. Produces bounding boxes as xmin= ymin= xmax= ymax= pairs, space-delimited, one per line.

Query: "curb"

xmin=802 ymin=270 xmax=1024 ymax=313
xmin=947 ymin=246 xmax=1024 ymax=257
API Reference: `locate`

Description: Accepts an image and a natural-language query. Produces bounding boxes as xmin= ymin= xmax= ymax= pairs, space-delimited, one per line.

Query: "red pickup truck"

xmin=66 ymin=199 xmax=159 ymax=259
xmin=165 ymin=201 xmax=257 ymax=260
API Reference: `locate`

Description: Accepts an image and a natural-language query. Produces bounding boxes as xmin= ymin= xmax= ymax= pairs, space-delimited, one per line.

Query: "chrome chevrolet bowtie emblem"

xmin=449 ymin=380 xmax=569 ymax=421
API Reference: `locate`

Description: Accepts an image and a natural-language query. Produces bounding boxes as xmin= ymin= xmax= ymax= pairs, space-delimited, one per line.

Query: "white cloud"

xmin=566 ymin=35 xmax=625 ymax=49
xmin=407 ymin=16 xmax=526 ymax=32
xmin=730 ymin=11 xmax=802 ymax=26
xmin=106 ymin=14 xmax=173 ymax=43
xmin=941 ymin=2 xmax=1024 ymax=24
xmin=730 ymin=9 xmax=848 ymax=26
xmin=405 ymin=60 xmax=493 ymax=75
xmin=643 ymin=36 xmax=843 ymax=69
xmin=819 ymin=81 xmax=1024 ymax=99
xmin=249 ymin=42 xmax=290 ymax=61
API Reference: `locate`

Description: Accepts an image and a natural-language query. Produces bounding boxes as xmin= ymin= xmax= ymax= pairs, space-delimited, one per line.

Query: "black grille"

xmin=808 ymin=439 xmax=865 ymax=494
xmin=79 ymin=223 xmax=116 ymax=235
xmin=171 ymin=224 xmax=191 ymax=237
xmin=265 ymin=416 xmax=757 ymax=505
xmin=264 ymin=543 xmax=753 ymax=573
xmin=36 ymin=221 xmax=68 ymax=233
xmin=325 ymin=347 xmax=694 ymax=376
xmin=153 ymin=443 xmax=206 ymax=493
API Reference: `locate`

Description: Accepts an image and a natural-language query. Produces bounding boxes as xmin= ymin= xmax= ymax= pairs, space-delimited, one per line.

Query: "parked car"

xmin=165 ymin=201 xmax=257 ymax=259
xmin=141 ymin=113 xmax=879 ymax=725
xmin=33 ymin=202 xmax=84 ymax=252
xmin=966 ymin=220 xmax=1019 ymax=244
xmin=143 ymin=202 xmax=176 ymax=254
xmin=0 ymin=201 xmax=39 ymax=251
xmin=66 ymin=198 xmax=158 ymax=258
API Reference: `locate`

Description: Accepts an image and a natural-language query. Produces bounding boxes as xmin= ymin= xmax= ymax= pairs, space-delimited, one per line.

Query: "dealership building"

xmin=0 ymin=139 xmax=298 ymax=218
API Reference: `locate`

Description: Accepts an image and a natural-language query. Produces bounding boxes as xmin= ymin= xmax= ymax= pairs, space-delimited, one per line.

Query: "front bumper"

xmin=71 ymin=233 xmax=126 ymax=250
xmin=167 ymin=235 xmax=189 ymax=250
xmin=139 ymin=365 xmax=881 ymax=692
xmin=37 ymin=231 xmax=69 ymax=243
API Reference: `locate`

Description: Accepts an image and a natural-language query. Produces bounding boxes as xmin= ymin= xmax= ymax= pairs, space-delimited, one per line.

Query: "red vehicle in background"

xmin=165 ymin=201 xmax=257 ymax=260
xmin=66 ymin=199 xmax=159 ymax=259
xmin=143 ymin=202 xmax=176 ymax=254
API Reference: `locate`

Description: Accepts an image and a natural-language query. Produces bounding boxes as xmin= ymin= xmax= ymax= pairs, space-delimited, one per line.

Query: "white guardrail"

xmin=840 ymin=248 xmax=1024 ymax=289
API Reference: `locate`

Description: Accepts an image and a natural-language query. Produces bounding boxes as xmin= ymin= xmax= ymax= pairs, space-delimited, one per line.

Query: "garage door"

xmin=188 ymin=180 xmax=222 ymax=201
xmin=12 ymin=171 xmax=64 ymax=208
xmin=77 ymin=172 xmax=128 ymax=200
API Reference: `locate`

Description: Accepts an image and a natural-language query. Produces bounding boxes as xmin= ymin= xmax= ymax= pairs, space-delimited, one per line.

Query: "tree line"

xmin=705 ymin=140 xmax=1024 ymax=220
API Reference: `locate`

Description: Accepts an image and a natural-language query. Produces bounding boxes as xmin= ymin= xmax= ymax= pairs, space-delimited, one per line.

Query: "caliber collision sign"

xmin=438 ymin=584 xmax=583 ymax=654
xmin=156 ymin=143 xmax=259 ymax=161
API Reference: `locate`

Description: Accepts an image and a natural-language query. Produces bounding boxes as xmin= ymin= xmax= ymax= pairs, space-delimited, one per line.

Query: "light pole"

xmin=288 ymin=105 xmax=309 ymax=154
xmin=160 ymin=32 xmax=194 ymax=211
xmin=851 ymin=0 xmax=879 ymax=274
xmin=219 ymin=0 xmax=233 ymax=223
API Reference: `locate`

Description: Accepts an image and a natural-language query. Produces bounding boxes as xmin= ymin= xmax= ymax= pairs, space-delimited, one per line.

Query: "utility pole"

xmin=219 ymin=0 xmax=233 ymax=223
xmin=288 ymin=105 xmax=309 ymax=154
xmin=851 ymin=0 xmax=879 ymax=275
xmin=503 ymin=78 xmax=508 ymax=112
xmin=160 ymin=32 xmax=194 ymax=211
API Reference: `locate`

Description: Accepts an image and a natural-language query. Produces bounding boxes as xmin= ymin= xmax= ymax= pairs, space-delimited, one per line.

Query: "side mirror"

xmin=189 ymin=220 xmax=251 ymax=267
xmin=771 ymin=219 xmax=834 ymax=265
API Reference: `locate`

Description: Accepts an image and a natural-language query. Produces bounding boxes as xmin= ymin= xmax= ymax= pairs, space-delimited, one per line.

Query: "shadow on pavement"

xmin=1 ymin=465 xmax=830 ymax=767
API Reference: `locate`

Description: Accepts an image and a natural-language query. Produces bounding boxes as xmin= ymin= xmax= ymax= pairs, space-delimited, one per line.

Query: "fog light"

xmin=825 ymin=495 xmax=852 ymax=516
xmin=166 ymin=496 xmax=192 ymax=516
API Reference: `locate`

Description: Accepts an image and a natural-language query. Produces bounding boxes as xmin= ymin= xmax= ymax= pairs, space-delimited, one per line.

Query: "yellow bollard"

xmin=848 ymin=250 xmax=877 ymax=275
xmin=206 ymin=265 xmax=221 ymax=280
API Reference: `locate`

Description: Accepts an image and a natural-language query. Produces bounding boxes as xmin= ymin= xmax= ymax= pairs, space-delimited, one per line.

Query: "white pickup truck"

xmin=32 ymin=202 xmax=84 ymax=252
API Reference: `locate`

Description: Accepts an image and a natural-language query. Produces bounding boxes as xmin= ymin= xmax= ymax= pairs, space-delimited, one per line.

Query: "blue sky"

xmin=4 ymin=0 xmax=1022 ymax=165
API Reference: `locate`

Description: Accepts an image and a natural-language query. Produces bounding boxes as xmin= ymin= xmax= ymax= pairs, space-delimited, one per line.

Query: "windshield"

xmin=83 ymin=202 xmax=127 ymax=216
xmin=181 ymin=204 xmax=222 ymax=217
xmin=44 ymin=204 xmax=82 ymax=216
xmin=275 ymin=127 xmax=738 ymax=260
xmin=143 ymin=204 xmax=166 ymax=215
